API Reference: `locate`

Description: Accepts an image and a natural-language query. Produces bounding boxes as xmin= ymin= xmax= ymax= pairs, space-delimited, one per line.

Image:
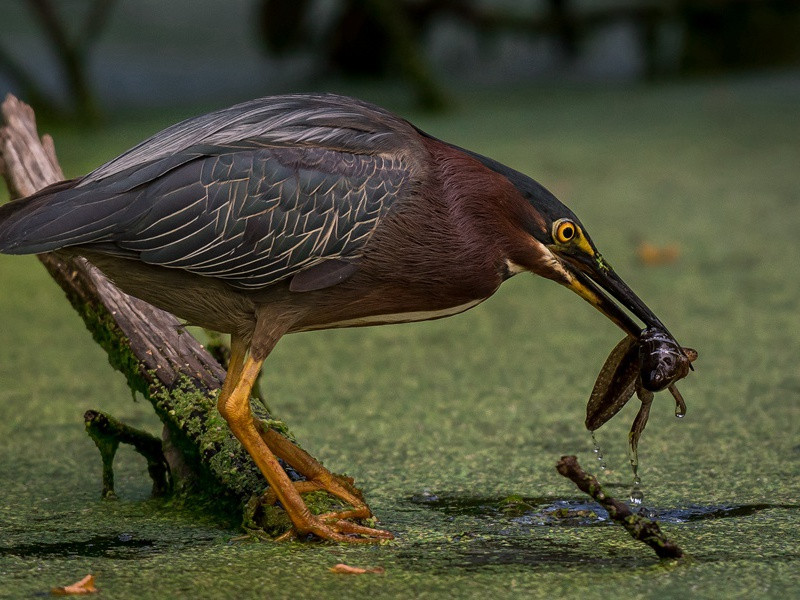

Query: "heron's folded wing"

xmin=111 ymin=144 xmax=413 ymax=289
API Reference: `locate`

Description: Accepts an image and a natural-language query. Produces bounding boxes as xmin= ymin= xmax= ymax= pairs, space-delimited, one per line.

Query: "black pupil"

xmin=562 ymin=225 xmax=574 ymax=239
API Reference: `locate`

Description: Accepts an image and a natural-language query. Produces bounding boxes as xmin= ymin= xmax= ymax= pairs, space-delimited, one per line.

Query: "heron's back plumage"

xmin=0 ymin=94 xmax=426 ymax=290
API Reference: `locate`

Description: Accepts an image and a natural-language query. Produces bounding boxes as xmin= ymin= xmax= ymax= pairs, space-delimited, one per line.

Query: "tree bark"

xmin=0 ymin=94 xmax=297 ymax=523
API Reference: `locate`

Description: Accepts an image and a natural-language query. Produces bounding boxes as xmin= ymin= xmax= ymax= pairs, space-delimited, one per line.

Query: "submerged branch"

xmin=556 ymin=455 xmax=684 ymax=559
xmin=84 ymin=409 xmax=171 ymax=498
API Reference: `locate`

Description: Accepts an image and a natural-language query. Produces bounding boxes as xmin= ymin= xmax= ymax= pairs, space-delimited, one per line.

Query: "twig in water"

xmin=555 ymin=455 xmax=683 ymax=559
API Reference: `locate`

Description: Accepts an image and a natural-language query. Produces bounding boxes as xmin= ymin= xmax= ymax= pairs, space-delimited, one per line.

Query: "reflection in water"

xmin=412 ymin=492 xmax=793 ymax=526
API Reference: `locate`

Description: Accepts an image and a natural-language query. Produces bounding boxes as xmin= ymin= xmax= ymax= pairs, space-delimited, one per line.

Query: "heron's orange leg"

xmin=256 ymin=426 xmax=379 ymax=523
xmin=217 ymin=343 xmax=391 ymax=543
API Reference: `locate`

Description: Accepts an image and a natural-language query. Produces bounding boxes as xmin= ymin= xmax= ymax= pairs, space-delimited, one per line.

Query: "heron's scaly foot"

xmin=256 ymin=425 xmax=393 ymax=541
xmin=273 ymin=513 xmax=394 ymax=543
xmin=259 ymin=481 xmax=371 ymax=521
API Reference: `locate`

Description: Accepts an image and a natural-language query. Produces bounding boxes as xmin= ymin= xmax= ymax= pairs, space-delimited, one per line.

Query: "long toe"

xmin=291 ymin=513 xmax=394 ymax=543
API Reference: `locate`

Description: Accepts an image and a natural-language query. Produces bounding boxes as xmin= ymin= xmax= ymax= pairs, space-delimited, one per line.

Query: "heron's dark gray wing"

xmin=0 ymin=152 xmax=206 ymax=253
xmin=109 ymin=144 xmax=412 ymax=290
xmin=0 ymin=93 xmax=425 ymax=289
xmin=83 ymin=93 xmax=425 ymax=183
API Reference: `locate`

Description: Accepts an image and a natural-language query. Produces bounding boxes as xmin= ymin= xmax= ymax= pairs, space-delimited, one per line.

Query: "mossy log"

xmin=84 ymin=409 xmax=171 ymax=499
xmin=0 ymin=94 xmax=313 ymax=526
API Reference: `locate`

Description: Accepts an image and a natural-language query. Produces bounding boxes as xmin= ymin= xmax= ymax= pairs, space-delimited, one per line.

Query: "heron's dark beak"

xmin=557 ymin=251 xmax=674 ymax=342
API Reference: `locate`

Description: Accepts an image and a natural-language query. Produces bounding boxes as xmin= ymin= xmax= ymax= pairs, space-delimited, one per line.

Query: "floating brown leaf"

xmin=329 ymin=563 xmax=385 ymax=575
xmin=51 ymin=574 xmax=97 ymax=595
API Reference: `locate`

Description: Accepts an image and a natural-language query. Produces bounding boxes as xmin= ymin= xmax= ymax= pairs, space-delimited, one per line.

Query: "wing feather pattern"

xmin=111 ymin=145 xmax=412 ymax=289
xmin=0 ymin=94 xmax=424 ymax=291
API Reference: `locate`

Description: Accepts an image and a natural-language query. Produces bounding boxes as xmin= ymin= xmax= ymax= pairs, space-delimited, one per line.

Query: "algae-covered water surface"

xmin=1 ymin=75 xmax=799 ymax=598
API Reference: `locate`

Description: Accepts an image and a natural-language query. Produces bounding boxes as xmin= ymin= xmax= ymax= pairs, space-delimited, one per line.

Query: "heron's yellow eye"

xmin=553 ymin=219 xmax=578 ymax=244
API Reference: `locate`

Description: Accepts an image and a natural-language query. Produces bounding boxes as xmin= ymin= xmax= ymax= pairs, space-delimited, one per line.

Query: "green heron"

xmin=0 ymin=93 xmax=680 ymax=542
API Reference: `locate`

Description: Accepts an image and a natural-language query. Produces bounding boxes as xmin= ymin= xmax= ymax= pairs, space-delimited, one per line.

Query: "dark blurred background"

xmin=2 ymin=0 xmax=800 ymax=123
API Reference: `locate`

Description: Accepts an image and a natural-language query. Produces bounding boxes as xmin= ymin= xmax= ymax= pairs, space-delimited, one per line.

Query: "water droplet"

xmin=670 ymin=385 xmax=687 ymax=418
xmin=628 ymin=440 xmax=644 ymax=505
xmin=629 ymin=474 xmax=644 ymax=504
xmin=590 ymin=432 xmax=608 ymax=471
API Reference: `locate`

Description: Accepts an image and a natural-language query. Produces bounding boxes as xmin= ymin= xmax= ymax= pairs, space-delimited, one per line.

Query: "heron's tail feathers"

xmin=0 ymin=178 xmax=129 ymax=255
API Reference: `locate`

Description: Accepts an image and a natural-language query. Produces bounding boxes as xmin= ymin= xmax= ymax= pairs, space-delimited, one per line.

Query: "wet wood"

xmin=556 ymin=455 xmax=684 ymax=559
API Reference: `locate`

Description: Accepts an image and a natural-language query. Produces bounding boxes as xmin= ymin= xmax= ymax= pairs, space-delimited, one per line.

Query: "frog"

xmin=585 ymin=328 xmax=697 ymax=455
